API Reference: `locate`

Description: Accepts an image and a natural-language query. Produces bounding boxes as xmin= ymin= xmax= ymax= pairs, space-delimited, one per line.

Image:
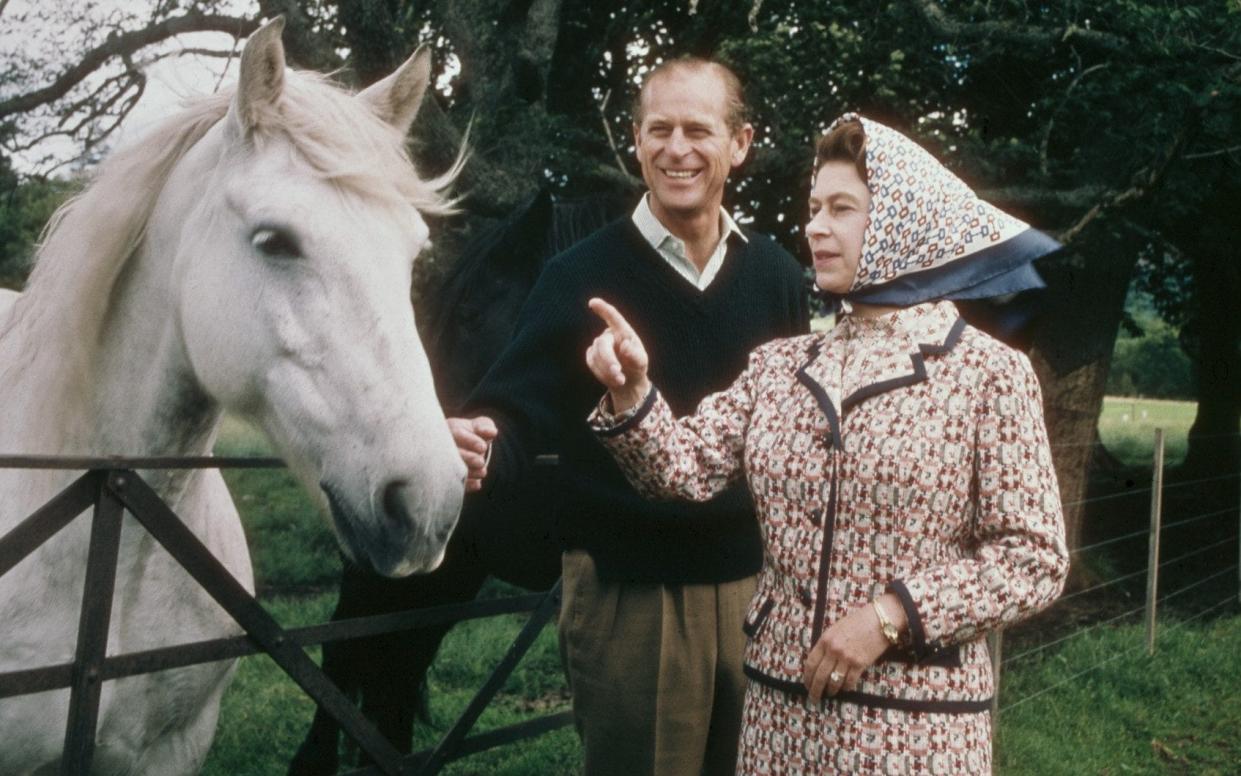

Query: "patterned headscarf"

xmin=827 ymin=113 xmax=1060 ymax=308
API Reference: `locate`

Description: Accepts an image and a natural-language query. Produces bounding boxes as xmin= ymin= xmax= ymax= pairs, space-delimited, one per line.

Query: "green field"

xmin=200 ymin=405 xmax=1241 ymax=775
xmin=1097 ymin=395 xmax=1198 ymax=468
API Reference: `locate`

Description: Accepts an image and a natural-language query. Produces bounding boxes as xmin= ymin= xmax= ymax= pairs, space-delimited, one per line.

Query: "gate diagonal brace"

xmin=109 ymin=470 xmax=409 ymax=776
xmin=0 ymin=471 xmax=99 ymax=579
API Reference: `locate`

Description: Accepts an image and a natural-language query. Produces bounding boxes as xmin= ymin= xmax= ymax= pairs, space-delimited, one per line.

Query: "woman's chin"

xmin=814 ymin=273 xmax=850 ymax=296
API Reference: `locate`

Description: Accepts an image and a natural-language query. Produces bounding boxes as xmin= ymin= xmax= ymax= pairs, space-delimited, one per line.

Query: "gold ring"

xmin=829 ymin=671 xmax=844 ymax=684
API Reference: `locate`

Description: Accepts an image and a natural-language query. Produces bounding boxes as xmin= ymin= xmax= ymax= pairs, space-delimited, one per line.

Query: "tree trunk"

xmin=1028 ymin=239 xmax=1141 ymax=565
xmin=1179 ymin=221 xmax=1241 ymax=480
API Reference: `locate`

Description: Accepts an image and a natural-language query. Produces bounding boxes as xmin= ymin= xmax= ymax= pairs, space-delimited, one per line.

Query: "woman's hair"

xmin=815 ymin=119 xmax=868 ymax=183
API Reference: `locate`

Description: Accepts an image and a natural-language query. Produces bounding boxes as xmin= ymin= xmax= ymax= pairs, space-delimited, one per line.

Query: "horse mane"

xmin=0 ymin=68 xmax=461 ymax=450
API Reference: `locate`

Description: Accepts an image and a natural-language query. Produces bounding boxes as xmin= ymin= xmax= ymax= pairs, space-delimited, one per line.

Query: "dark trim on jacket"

xmin=596 ymin=385 xmax=659 ymax=438
xmin=888 ymin=578 xmax=931 ymax=659
xmin=743 ymin=665 xmax=992 ymax=715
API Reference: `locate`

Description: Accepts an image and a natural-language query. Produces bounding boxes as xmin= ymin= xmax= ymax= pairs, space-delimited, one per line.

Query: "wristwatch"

xmin=872 ymin=599 xmax=903 ymax=647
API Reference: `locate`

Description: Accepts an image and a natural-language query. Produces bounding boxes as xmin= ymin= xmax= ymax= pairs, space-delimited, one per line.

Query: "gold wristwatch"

xmin=872 ymin=599 xmax=903 ymax=647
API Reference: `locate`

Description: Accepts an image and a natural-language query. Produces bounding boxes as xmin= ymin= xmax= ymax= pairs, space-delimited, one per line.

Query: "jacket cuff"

xmin=887 ymin=579 xmax=931 ymax=659
xmin=592 ymin=385 xmax=659 ymax=437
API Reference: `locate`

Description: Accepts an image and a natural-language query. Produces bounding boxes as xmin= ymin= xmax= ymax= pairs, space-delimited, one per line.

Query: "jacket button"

xmin=800 ymin=586 xmax=814 ymax=606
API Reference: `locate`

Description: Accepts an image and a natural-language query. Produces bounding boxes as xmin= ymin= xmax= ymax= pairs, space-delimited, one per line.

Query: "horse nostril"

xmin=381 ymin=479 xmax=412 ymax=526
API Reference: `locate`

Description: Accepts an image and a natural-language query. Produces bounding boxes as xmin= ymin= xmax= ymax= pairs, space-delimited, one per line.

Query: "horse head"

xmin=154 ymin=19 xmax=465 ymax=576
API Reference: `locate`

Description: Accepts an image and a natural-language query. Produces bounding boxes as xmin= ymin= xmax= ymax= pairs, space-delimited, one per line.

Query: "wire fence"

xmin=991 ymin=427 xmax=1241 ymax=732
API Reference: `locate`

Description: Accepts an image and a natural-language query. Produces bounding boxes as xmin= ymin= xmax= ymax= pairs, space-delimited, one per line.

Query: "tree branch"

xmin=1057 ymin=121 xmax=1193 ymax=244
xmin=0 ymin=11 xmax=259 ymax=120
xmin=977 ymin=184 xmax=1110 ymax=210
xmin=908 ymin=0 xmax=1129 ymax=56
xmin=1040 ymin=63 xmax=1109 ymax=176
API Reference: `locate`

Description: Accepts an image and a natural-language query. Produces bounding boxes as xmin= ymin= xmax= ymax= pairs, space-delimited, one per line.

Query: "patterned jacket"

xmin=592 ymin=301 xmax=1068 ymax=715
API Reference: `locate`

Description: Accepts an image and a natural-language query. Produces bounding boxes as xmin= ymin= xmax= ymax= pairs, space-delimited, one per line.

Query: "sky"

xmin=3 ymin=0 xmax=250 ymax=173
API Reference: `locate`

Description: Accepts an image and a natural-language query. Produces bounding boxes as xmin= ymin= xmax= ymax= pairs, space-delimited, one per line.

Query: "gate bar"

xmin=110 ymin=471 xmax=408 ymax=776
xmin=0 ymin=472 xmax=99 ymax=579
xmin=60 ymin=474 xmax=126 ymax=776
xmin=412 ymin=580 xmax=563 ymax=776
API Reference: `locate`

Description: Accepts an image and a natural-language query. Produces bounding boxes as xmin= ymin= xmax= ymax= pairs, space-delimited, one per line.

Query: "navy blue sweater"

xmin=466 ymin=217 xmax=809 ymax=583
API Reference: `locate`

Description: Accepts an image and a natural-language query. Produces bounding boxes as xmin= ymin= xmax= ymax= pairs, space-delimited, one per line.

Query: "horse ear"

xmin=234 ymin=17 xmax=287 ymax=132
xmin=357 ymin=46 xmax=432 ymax=133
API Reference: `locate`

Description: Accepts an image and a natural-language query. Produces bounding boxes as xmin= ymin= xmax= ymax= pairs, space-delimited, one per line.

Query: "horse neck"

xmin=0 ymin=240 xmax=219 ymax=517
xmin=90 ymin=241 xmax=221 ymax=474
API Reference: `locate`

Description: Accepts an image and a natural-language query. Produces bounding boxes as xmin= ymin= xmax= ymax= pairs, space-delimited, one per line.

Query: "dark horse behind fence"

xmin=289 ymin=188 xmax=632 ymax=774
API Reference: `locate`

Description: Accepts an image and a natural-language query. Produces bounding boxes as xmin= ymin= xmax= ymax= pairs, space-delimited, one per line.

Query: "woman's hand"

xmin=586 ymin=297 xmax=651 ymax=414
xmin=803 ymin=595 xmax=906 ymax=703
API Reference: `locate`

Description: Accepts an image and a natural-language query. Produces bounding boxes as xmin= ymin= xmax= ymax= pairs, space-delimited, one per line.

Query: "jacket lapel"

xmin=794 ymin=302 xmax=967 ymax=440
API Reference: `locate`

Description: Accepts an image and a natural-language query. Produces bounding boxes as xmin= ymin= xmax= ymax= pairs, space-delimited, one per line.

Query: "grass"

xmin=206 ymin=417 xmax=579 ymax=775
xmin=215 ymin=416 xmax=341 ymax=591
xmin=996 ymin=613 xmax=1241 ymax=775
xmin=1098 ymin=396 xmax=1198 ymax=468
xmin=199 ymin=405 xmax=1241 ymax=775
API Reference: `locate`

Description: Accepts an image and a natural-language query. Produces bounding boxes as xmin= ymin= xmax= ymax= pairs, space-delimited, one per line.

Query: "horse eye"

xmin=251 ymin=227 xmax=302 ymax=260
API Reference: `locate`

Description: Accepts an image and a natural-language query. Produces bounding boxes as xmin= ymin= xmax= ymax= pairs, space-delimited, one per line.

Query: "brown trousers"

xmin=559 ymin=549 xmax=756 ymax=776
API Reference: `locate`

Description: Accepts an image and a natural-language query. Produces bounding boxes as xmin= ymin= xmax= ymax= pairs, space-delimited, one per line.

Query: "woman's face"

xmin=806 ymin=161 xmax=871 ymax=295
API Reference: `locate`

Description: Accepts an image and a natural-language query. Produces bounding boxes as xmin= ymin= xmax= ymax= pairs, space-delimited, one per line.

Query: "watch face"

xmin=882 ymin=623 xmax=900 ymax=645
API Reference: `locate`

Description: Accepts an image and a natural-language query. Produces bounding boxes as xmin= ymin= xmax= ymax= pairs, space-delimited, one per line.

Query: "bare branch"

xmin=596 ymin=88 xmax=639 ymax=185
xmin=0 ymin=11 xmax=259 ymax=120
xmin=1040 ymin=63 xmax=1109 ymax=176
xmin=908 ymin=0 xmax=1129 ymax=56
xmin=748 ymin=0 xmax=764 ymax=32
xmin=1184 ymin=144 xmax=1241 ymax=160
xmin=978 ymin=185 xmax=1109 ymax=210
xmin=1058 ymin=123 xmax=1193 ymax=244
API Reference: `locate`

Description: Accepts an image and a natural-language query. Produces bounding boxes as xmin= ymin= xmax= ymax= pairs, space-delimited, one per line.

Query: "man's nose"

xmin=667 ymin=128 xmax=691 ymax=155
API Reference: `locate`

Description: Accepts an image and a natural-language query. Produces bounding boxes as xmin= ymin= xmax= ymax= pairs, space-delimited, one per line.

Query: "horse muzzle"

xmin=320 ymin=477 xmax=462 ymax=577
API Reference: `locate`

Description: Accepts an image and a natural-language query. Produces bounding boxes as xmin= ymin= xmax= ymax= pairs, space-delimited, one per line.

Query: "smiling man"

xmin=449 ymin=58 xmax=808 ymax=775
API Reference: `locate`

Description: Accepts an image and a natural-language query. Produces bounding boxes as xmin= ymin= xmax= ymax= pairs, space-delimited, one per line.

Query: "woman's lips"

xmin=813 ymin=250 xmax=842 ymax=266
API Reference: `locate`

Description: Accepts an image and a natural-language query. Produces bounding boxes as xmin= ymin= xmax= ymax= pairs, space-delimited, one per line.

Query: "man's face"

xmin=633 ymin=67 xmax=753 ymax=225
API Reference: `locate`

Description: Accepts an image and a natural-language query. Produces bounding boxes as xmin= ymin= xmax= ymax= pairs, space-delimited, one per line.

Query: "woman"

xmin=584 ymin=114 xmax=1069 ymax=774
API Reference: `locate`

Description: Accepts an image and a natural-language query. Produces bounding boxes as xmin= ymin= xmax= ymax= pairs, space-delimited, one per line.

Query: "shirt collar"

xmin=631 ymin=193 xmax=748 ymax=253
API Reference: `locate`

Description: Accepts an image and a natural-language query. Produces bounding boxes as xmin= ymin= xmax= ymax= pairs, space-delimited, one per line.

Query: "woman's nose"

xmin=806 ymin=212 xmax=831 ymax=237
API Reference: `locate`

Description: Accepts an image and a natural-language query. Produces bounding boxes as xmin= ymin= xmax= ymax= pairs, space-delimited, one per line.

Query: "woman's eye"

xmin=252 ymin=228 xmax=302 ymax=260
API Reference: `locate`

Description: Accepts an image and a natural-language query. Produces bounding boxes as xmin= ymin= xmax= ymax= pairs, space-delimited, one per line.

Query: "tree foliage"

xmin=2 ymin=0 xmax=1239 ymax=544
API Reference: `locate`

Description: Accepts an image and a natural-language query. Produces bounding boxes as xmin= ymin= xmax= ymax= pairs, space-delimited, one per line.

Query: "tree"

xmin=2 ymin=0 xmax=1239 ymax=554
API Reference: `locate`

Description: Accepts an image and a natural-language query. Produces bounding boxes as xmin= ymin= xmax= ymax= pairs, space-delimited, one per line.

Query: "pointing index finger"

xmin=588 ymin=297 xmax=635 ymax=337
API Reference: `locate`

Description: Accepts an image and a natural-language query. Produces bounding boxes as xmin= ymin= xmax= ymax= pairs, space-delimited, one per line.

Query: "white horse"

xmin=0 ymin=18 xmax=466 ymax=775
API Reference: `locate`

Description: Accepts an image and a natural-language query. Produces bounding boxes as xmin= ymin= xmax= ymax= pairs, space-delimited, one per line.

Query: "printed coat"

xmin=592 ymin=300 xmax=1069 ymax=772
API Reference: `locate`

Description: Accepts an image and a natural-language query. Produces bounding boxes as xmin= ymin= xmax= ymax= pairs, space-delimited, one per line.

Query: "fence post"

xmin=1144 ymin=428 xmax=1166 ymax=656
xmin=988 ymin=629 xmax=1003 ymax=739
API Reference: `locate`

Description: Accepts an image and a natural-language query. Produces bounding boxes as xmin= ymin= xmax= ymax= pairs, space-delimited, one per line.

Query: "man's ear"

xmin=731 ymin=122 xmax=755 ymax=168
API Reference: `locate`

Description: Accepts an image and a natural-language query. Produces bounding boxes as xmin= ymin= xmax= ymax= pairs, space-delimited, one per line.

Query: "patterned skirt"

xmin=736 ymin=680 xmax=992 ymax=775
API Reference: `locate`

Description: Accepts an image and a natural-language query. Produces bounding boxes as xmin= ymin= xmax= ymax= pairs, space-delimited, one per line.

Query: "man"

xmin=451 ymin=58 xmax=808 ymax=775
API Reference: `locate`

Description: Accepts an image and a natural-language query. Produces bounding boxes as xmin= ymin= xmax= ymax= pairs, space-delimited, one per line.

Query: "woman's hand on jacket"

xmin=586 ymin=297 xmax=652 ymax=414
xmin=803 ymin=596 xmax=905 ymax=703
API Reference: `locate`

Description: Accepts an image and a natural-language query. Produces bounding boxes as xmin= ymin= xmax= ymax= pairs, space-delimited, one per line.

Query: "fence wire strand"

xmin=1000 ymin=589 xmax=1237 ymax=714
xmin=1006 ymin=561 xmax=1238 ymax=667
xmin=1061 ymin=487 xmax=1153 ymax=510
xmin=1162 ymin=506 xmax=1240 ymax=532
xmin=1157 ymin=536 xmax=1239 ymax=571
xmin=1162 ymin=472 xmax=1241 ymax=492
xmin=1002 ymin=603 xmax=1147 ymax=667
xmin=1057 ymin=568 xmax=1147 ymax=604
xmin=1072 ymin=527 xmax=1149 ymax=556
xmin=1072 ymin=504 xmax=1239 ymax=558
